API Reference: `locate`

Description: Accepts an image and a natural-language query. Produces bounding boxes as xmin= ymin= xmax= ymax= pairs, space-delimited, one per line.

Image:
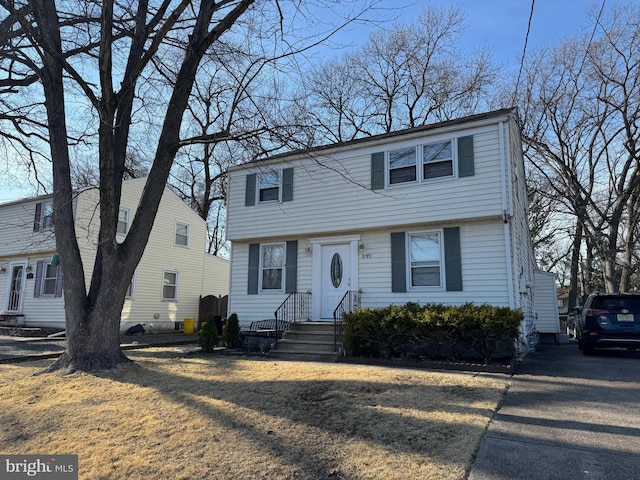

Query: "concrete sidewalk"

xmin=0 ymin=332 xmax=199 ymax=363
xmin=468 ymin=344 xmax=640 ymax=480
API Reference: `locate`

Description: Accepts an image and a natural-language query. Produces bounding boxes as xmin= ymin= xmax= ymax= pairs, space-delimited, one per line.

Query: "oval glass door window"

xmin=330 ymin=253 xmax=343 ymax=288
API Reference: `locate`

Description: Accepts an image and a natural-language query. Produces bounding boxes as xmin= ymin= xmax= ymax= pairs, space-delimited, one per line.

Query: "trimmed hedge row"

xmin=341 ymin=302 xmax=523 ymax=364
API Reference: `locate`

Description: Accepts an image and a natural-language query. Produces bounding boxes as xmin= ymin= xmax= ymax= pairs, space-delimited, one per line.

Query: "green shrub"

xmin=341 ymin=302 xmax=523 ymax=363
xmin=199 ymin=314 xmax=219 ymax=353
xmin=224 ymin=313 xmax=242 ymax=348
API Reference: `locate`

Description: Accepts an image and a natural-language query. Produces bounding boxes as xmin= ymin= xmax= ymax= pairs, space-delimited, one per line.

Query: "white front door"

xmin=320 ymin=243 xmax=352 ymax=319
xmin=5 ymin=262 xmax=26 ymax=313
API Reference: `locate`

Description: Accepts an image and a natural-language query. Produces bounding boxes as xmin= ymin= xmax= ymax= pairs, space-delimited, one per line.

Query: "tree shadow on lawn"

xmin=93 ymin=351 xmax=509 ymax=478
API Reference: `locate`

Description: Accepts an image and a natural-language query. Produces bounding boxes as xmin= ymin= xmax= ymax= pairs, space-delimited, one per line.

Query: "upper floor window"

xmin=117 ymin=208 xmax=130 ymax=235
xmin=259 ymin=171 xmax=280 ymax=202
xmin=34 ymin=201 xmax=54 ymax=232
xmin=389 ymin=147 xmax=417 ymax=185
xmin=387 ymin=140 xmax=455 ymax=186
xmin=175 ymin=222 xmax=189 ymax=247
xmin=409 ymin=231 xmax=443 ymax=288
xmin=162 ymin=271 xmax=178 ymax=300
xmin=261 ymin=243 xmax=285 ymax=290
xmin=423 ymin=141 xmax=453 ymax=179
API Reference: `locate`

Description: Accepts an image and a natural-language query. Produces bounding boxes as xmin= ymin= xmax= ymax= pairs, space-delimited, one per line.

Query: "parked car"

xmin=576 ymin=292 xmax=640 ymax=355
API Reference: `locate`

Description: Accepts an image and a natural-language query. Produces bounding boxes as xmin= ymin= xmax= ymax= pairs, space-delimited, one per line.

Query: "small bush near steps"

xmin=198 ymin=315 xmax=219 ymax=353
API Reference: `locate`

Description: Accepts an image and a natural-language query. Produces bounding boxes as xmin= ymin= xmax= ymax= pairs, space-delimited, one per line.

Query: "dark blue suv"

xmin=577 ymin=292 xmax=640 ymax=355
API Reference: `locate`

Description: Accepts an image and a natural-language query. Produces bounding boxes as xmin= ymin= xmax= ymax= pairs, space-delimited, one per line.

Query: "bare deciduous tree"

xmin=0 ymin=0 xmax=376 ymax=373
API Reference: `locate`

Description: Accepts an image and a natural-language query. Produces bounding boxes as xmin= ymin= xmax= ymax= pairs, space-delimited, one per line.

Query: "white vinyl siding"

xmin=228 ymin=221 xmax=512 ymax=326
xmin=227 ymin=125 xmax=503 ymax=242
xmin=0 ymin=179 xmax=229 ymax=331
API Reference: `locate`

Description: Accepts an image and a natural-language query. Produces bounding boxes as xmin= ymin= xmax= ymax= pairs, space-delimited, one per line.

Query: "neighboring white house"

xmin=0 ymin=178 xmax=229 ymax=332
xmin=225 ymin=108 xmax=541 ymax=351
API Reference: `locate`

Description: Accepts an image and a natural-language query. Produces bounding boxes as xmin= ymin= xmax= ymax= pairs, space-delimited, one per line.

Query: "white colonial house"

xmin=0 ymin=178 xmax=229 ymax=332
xmin=226 ymin=108 xmax=542 ymax=352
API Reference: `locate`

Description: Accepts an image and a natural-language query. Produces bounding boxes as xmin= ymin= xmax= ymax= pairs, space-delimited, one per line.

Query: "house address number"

xmin=360 ymin=253 xmax=373 ymax=259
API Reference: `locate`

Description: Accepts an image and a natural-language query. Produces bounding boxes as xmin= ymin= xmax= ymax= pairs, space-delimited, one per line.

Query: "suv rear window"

xmin=590 ymin=296 xmax=640 ymax=311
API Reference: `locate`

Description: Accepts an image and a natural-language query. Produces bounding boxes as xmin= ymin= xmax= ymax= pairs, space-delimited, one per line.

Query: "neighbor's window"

xmin=175 ymin=222 xmax=189 ymax=247
xmin=117 ymin=208 xmax=129 ymax=235
xmin=126 ymin=272 xmax=135 ymax=299
xmin=41 ymin=201 xmax=54 ymax=230
xmin=41 ymin=263 xmax=60 ymax=295
xmin=388 ymin=147 xmax=417 ymax=185
xmin=422 ymin=140 xmax=453 ymax=179
xmin=162 ymin=271 xmax=178 ymax=300
xmin=259 ymin=171 xmax=280 ymax=202
xmin=261 ymin=243 xmax=285 ymax=290
xmin=409 ymin=232 xmax=442 ymax=287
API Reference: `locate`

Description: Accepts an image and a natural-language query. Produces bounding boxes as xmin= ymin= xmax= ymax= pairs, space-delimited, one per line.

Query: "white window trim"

xmin=259 ymin=242 xmax=285 ymax=292
xmin=174 ymin=221 xmax=190 ymax=247
xmin=117 ymin=208 xmax=130 ymax=236
xmin=407 ymin=229 xmax=445 ymax=290
xmin=386 ymin=138 xmax=458 ymax=188
xmin=257 ymin=169 xmax=281 ymax=204
xmin=162 ymin=270 xmax=179 ymax=301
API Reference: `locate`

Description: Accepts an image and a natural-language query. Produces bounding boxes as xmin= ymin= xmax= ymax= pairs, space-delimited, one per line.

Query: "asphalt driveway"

xmin=468 ymin=344 xmax=640 ymax=480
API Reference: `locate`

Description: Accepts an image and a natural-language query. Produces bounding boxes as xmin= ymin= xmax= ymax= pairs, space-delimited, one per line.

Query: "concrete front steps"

xmin=270 ymin=321 xmax=342 ymax=362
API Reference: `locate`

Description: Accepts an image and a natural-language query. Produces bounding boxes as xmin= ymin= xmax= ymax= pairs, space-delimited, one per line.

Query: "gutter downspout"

xmin=500 ymin=121 xmax=516 ymax=310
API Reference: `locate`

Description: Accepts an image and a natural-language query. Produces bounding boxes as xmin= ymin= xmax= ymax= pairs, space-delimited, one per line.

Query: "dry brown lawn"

xmin=0 ymin=347 xmax=510 ymax=480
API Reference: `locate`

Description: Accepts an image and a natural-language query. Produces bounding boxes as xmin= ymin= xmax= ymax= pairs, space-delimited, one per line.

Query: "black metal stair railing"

xmin=333 ymin=290 xmax=360 ymax=352
xmin=273 ymin=291 xmax=312 ymax=346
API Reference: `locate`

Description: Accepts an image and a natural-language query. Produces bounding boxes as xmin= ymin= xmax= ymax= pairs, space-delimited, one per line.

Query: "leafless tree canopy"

xmin=0 ymin=0 xmax=378 ymax=372
xmin=514 ymin=4 xmax=640 ymax=302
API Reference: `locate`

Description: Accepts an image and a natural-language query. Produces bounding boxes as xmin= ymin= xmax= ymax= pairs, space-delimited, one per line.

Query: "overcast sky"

xmin=0 ymin=0 xmax=598 ymax=203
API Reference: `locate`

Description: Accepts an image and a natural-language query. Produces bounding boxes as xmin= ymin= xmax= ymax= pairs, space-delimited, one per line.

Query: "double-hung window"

xmin=40 ymin=201 xmax=54 ymax=230
xmin=117 ymin=208 xmax=130 ymax=235
xmin=175 ymin=222 xmax=189 ymax=247
xmin=41 ymin=263 xmax=60 ymax=295
xmin=261 ymin=243 xmax=285 ymax=290
xmin=162 ymin=271 xmax=178 ymax=300
xmin=422 ymin=140 xmax=453 ymax=179
xmin=388 ymin=147 xmax=417 ymax=185
xmin=386 ymin=140 xmax=455 ymax=186
xmin=409 ymin=231 xmax=442 ymax=288
xmin=259 ymin=171 xmax=280 ymax=202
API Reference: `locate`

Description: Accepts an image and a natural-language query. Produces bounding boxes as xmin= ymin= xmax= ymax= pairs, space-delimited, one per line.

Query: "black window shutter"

xmin=33 ymin=202 xmax=42 ymax=232
xmin=444 ymin=227 xmax=463 ymax=291
xmin=248 ymin=243 xmax=260 ymax=294
xmin=34 ymin=260 xmax=44 ymax=297
xmin=282 ymin=168 xmax=294 ymax=202
xmin=371 ymin=152 xmax=385 ymax=190
xmin=285 ymin=240 xmax=298 ymax=293
xmin=457 ymin=135 xmax=475 ymax=177
xmin=391 ymin=232 xmax=407 ymax=292
xmin=245 ymin=174 xmax=256 ymax=206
